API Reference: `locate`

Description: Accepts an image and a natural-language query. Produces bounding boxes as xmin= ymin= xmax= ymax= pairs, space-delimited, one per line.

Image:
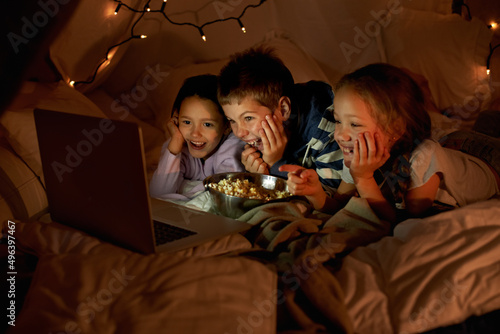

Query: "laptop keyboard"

xmin=153 ymin=220 xmax=197 ymax=246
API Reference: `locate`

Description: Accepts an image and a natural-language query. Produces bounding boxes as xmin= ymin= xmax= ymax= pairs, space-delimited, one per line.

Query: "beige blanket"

xmin=3 ymin=219 xmax=276 ymax=334
xmin=3 ymin=196 xmax=390 ymax=334
xmin=238 ymin=197 xmax=391 ymax=333
xmin=10 ymin=196 xmax=496 ymax=334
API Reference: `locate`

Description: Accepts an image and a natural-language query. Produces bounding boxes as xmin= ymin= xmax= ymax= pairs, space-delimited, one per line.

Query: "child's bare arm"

xmin=405 ymin=173 xmax=441 ymax=217
xmin=350 ymin=132 xmax=395 ymax=222
xmin=322 ymin=181 xmax=356 ymax=213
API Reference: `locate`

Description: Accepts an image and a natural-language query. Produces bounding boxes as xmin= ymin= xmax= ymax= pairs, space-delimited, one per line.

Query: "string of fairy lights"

xmin=70 ymin=1 xmax=498 ymax=86
xmin=70 ymin=0 xmax=267 ymax=87
xmin=458 ymin=2 xmax=500 ymax=77
xmin=480 ymin=16 xmax=500 ymax=76
xmin=486 ymin=17 xmax=500 ymax=77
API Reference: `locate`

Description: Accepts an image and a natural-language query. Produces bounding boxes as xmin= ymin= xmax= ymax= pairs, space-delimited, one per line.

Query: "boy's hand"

xmin=350 ymin=132 xmax=390 ymax=182
xmin=279 ymin=164 xmax=326 ymax=210
xmin=242 ymin=145 xmax=269 ymax=174
xmin=166 ymin=114 xmax=184 ymax=155
xmin=260 ymin=115 xmax=288 ymax=167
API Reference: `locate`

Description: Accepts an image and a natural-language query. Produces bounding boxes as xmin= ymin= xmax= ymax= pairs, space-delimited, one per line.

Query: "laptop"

xmin=34 ymin=108 xmax=251 ymax=254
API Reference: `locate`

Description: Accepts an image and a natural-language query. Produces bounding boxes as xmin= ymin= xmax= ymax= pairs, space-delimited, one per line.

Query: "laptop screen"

xmin=34 ymin=109 xmax=156 ymax=253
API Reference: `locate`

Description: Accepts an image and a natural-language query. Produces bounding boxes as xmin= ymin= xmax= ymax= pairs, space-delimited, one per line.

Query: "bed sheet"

xmin=336 ymin=197 xmax=500 ymax=333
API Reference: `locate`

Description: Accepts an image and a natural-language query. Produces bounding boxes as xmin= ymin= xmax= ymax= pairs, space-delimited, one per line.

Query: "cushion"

xmin=381 ymin=8 xmax=492 ymax=128
xmin=0 ymin=143 xmax=47 ymax=222
xmin=10 ymin=251 xmax=276 ymax=334
xmin=0 ymin=199 xmax=13 ymax=225
xmin=2 ymin=219 xmax=273 ymax=334
xmin=0 ymin=81 xmax=107 ymax=183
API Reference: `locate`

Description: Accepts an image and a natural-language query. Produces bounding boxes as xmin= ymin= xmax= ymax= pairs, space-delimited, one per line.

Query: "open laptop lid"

xmin=34 ymin=108 xmax=157 ymax=253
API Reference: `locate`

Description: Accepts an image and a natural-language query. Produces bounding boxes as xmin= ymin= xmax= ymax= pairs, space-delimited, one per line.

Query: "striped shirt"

xmin=270 ymin=81 xmax=343 ymax=191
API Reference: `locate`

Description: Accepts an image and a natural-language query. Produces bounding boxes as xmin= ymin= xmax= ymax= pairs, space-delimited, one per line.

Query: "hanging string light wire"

xmin=72 ymin=0 xmax=267 ymax=87
xmin=487 ymin=42 xmax=500 ymax=76
xmin=486 ymin=19 xmax=500 ymax=76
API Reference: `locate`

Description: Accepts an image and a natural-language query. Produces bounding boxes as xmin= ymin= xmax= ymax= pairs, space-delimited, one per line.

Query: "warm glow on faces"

xmin=222 ymin=96 xmax=278 ymax=151
xmin=178 ymin=96 xmax=226 ymax=160
xmin=333 ymin=88 xmax=393 ymax=167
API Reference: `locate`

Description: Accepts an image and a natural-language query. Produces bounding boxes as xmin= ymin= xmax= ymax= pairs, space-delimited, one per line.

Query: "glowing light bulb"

xmin=114 ymin=3 xmax=121 ymax=15
xmin=237 ymin=19 xmax=246 ymax=33
xmin=198 ymin=28 xmax=206 ymax=42
xmin=108 ymin=49 xmax=117 ymax=61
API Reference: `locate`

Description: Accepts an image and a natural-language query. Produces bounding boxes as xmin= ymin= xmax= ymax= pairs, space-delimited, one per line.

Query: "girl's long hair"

xmin=334 ymin=63 xmax=431 ymax=156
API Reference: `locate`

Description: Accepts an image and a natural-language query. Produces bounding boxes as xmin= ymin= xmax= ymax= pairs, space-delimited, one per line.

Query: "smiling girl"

xmin=149 ymin=75 xmax=245 ymax=200
xmin=280 ymin=63 xmax=500 ymax=223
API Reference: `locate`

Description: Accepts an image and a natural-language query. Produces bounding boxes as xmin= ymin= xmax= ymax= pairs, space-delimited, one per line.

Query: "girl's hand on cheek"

xmin=166 ymin=115 xmax=184 ymax=155
xmin=260 ymin=115 xmax=287 ymax=167
xmin=350 ymin=132 xmax=389 ymax=181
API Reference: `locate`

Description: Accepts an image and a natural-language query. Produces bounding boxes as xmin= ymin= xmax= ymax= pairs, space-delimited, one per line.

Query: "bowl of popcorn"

xmin=203 ymin=172 xmax=293 ymax=218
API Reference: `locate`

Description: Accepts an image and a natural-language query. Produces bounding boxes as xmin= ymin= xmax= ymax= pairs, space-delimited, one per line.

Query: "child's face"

xmin=222 ymin=96 xmax=281 ymax=151
xmin=177 ymin=96 xmax=226 ymax=160
xmin=333 ymin=88 xmax=393 ymax=168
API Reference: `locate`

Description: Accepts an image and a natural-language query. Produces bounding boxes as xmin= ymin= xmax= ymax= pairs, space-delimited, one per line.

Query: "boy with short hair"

xmin=218 ymin=46 xmax=343 ymax=190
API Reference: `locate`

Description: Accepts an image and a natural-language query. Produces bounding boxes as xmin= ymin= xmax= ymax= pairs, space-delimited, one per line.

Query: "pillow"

xmin=3 ymin=219 xmax=273 ymax=334
xmin=0 ymin=199 xmax=13 ymax=225
xmin=142 ymin=34 xmax=331 ymax=132
xmin=0 ymin=81 xmax=107 ymax=183
xmin=0 ymin=109 xmax=43 ymax=181
xmin=0 ymin=143 xmax=48 ymax=222
xmin=381 ymin=8 xmax=492 ymax=128
xmin=10 ymin=251 xmax=276 ymax=334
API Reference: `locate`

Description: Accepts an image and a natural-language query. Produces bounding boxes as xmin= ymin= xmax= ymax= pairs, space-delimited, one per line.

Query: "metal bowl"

xmin=203 ymin=172 xmax=292 ymax=219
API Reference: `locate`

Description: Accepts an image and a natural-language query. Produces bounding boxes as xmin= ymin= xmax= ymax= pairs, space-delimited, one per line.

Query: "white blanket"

xmin=3 ymin=219 xmax=276 ymax=334
xmin=336 ymin=198 xmax=500 ymax=333
xmin=3 ymin=197 xmax=500 ymax=333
